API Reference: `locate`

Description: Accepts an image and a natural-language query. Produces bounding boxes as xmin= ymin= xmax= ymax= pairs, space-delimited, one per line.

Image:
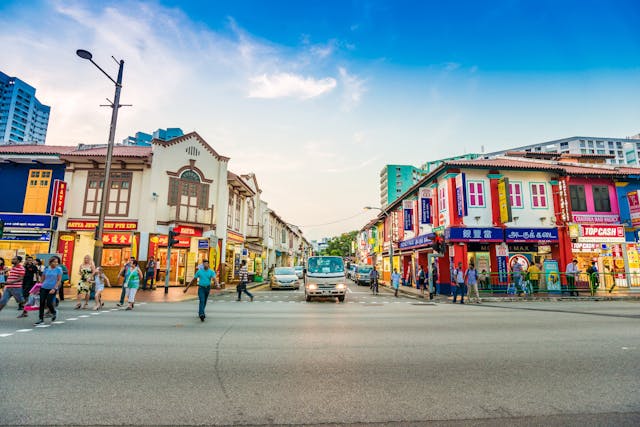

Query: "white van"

xmin=305 ymin=256 xmax=347 ymax=302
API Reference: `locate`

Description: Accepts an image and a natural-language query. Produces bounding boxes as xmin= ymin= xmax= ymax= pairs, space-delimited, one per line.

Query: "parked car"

xmin=347 ymin=265 xmax=357 ymax=280
xmin=355 ymin=265 xmax=373 ymax=286
xmin=270 ymin=267 xmax=300 ymax=290
xmin=294 ymin=265 xmax=304 ymax=279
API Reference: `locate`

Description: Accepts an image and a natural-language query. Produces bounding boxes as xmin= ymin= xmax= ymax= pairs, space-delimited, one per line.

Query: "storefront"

xmin=571 ymin=224 xmax=626 ymax=288
xmin=0 ymin=214 xmax=54 ymax=260
xmin=226 ymin=230 xmax=244 ymax=283
xmin=244 ymin=242 xmax=264 ymax=282
xmin=398 ymin=233 xmax=433 ymax=288
xmin=504 ymin=228 xmax=559 ymax=280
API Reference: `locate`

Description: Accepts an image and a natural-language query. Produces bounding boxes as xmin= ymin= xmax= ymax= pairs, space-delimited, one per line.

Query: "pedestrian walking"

xmin=465 ymin=263 xmax=481 ymax=303
xmin=510 ymin=262 xmax=524 ymax=296
xmin=58 ymin=263 xmax=69 ymax=303
xmin=586 ymin=261 xmax=599 ymax=296
xmin=142 ymin=256 xmax=156 ymax=291
xmin=236 ymin=260 xmax=254 ymax=301
xmin=74 ymin=255 xmax=96 ymax=309
xmin=431 ymin=261 xmax=439 ymax=296
xmin=93 ymin=267 xmax=111 ymax=310
xmin=21 ymin=256 xmax=40 ymax=311
xmin=123 ymin=260 xmax=143 ymax=310
xmin=0 ymin=256 xmax=26 ymax=317
xmin=117 ymin=257 xmax=135 ymax=307
xmin=527 ymin=263 xmax=541 ymax=294
xmin=370 ymin=266 xmax=379 ymax=295
xmin=566 ymin=259 xmax=579 ymax=296
xmin=452 ymin=262 xmax=465 ymax=304
xmin=417 ymin=265 xmax=426 ymax=294
xmin=34 ymin=256 xmax=61 ymax=325
xmin=184 ymin=259 xmax=218 ymax=321
xmin=391 ymin=268 xmax=401 ymax=297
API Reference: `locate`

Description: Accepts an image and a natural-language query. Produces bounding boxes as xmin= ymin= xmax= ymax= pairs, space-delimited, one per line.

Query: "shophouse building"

xmin=225 ymin=171 xmax=255 ymax=282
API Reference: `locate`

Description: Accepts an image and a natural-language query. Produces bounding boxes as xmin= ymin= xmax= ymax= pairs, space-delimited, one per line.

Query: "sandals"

xmin=74 ymin=303 xmax=81 ymax=310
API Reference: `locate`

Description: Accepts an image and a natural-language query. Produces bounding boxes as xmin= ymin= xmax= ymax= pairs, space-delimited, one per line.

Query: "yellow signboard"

xmin=498 ymin=177 xmax=512 ymax=224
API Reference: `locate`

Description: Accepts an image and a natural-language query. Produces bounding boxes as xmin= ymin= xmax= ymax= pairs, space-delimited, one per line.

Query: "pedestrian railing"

xmin=470 ymin=271 xmax=640 ymax=296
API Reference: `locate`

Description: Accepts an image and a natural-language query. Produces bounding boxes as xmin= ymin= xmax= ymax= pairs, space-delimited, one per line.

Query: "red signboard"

xmin=102 ymin=233 xmax=132 ymax=245
xmin=66 ymin=219 xmax=138 ymax=231
xmin=579 ymin=225 xmax=624 ymax=242
xmin=57 ymin=233 xmax=75 ymax=273
xmin=174 ymin=225 xmax=203 ymax=237
xmin=157 ymin=234 xmax=191 ymax=248
xmin=50 ymin=180 xmax=67 ymax=217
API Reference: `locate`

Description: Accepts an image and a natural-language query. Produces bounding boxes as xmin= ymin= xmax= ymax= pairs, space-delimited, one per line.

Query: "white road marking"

xmin=67 ymin=318 xmax=78 ymax=321
xmin=53 ymin=321 xmax=65 ymax=324
xmin=110 ymin=309 xmax=119 ymax=311
xmin=35 ymin=324 xmax=50 ymax=328
xmin=79 ymin=315 xmax=90 ymax=318
xmin=16 ymin=329 xmax=32 ymax=332
xmin=0 ymin=333 xmax=14 ymax=337
xmin=91 ymin=312 xmax=100 ymax=315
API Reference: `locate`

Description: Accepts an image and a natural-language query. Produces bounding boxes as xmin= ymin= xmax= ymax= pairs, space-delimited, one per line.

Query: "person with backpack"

xmin=465 ymin=263 xmax=480 ymax=304
xmin=586 ymin=261 xmax=599 ymax=296
xmin=452 ymin=262 xmax=466 ymax=304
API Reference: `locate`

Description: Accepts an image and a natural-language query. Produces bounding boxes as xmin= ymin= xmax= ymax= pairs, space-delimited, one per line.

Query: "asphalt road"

xmin=1 ymin=280 xmax=639 ymax=426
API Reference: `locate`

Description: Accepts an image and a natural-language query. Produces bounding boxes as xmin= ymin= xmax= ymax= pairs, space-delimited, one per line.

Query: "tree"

xmin=320 ymin=231 xmax=358 ymax=258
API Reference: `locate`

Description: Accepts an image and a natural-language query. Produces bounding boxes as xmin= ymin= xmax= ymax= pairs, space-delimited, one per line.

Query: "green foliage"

xmin=320 ymin=231 xmax=358 ymax=258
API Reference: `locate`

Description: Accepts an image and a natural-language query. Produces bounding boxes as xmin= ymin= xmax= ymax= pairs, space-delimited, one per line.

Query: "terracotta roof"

xmin=445 ymin=157 xmax=627 ymax=176
xmin=60 ymin=145 xmax=152 ymax=159
xmin=0 ymin=144 xmax=76 ymax=155
xmin=152 ymin=131 xmax=230 ymax=161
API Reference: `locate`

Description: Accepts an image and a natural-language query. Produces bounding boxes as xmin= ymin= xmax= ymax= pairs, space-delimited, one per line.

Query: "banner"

xmin=419 ymin=187 xmax=432 ymax=224
xmin=50 ymin=180 xmax=67 ymax=217
xmin=57 ymin=233 xmax=75 ymax=273
xmin=496 ymin=242 xmax=509 ymax=283
xmin=628 ymin=191 xmax=640 ymax=227
xmin=455 ymin=173 xmax=468 ymax=218
xmin=543 ymin=259 xmax=561 ymax=292
xmin=498 ymin=177 xmax=512 ymax=224
xmin=148 ymin=235 xmax=160 ymax=260
xmin=403 ymin=200 xmax=414 ymax=231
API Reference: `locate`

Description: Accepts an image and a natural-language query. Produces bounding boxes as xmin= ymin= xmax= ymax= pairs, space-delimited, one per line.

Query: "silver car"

xmin=293 ymin=266 xmax=304 ymax=279
xmin=270 ymin=267 xmax=300 ymax=290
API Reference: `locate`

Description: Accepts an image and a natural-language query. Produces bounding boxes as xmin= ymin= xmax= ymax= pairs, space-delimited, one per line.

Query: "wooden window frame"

xmin=83 ymin=171 xmax=132 ymax=217
xmin=569 ymin=184 xmax=587 ymax=212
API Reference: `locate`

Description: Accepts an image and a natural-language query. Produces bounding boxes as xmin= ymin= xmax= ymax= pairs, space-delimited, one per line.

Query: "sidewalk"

xmin=79 ymin=281 xmax=266 ymax=303
xmin=378 ymin=282 xmax=640 ymax=302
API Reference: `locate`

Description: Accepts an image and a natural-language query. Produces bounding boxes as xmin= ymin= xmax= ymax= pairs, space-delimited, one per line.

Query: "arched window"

xmin=168 ymin=168 xmax=210 ymax=222
xmin=180 ymin=170 xmax=200 ymax=182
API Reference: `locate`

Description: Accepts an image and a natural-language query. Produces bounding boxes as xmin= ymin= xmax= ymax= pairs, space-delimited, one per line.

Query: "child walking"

xmin=93 ymin=267 xmax=111 ymax=310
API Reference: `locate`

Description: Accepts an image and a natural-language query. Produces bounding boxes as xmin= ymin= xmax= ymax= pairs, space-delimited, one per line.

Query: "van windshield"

xmin=357 ymin=266 xmax=373 ymax=273
xmin=307 ymin=257 xmax=344 ymax=274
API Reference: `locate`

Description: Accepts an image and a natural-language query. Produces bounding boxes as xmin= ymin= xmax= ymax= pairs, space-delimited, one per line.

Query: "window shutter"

xmin=168 ymin=178 xmax=179 ymax=206
xmin=199 ymin=183 xmax=210 ymax=209
xmin=478 ymin=183 xmax=484 ymax=206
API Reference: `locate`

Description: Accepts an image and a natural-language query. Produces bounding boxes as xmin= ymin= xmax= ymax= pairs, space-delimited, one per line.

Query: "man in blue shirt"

xmin=184 ymin=259 xmax=218 ymax=322
xmin=391 ymin=269 xmax=401 ymax=297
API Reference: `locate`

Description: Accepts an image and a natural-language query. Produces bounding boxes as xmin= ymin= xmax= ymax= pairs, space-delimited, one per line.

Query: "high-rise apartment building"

xmin=0 ymin=71 xmax=50 ymax=145
xmin=380 ymin=165 xmax=427 ymax=208
xmin=122 ymin=127 xmax=183 ymax=145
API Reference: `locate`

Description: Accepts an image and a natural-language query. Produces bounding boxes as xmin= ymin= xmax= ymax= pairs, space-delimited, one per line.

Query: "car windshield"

xmin=307 ymin=257 xmax=344 ymax=274
xmin=275 ymin=267 xmax=295 ymax=275
xmin=357 ymin=266 xmax=373 ymax=273
xmin=294 ymin=266 xmax=303 ymax=271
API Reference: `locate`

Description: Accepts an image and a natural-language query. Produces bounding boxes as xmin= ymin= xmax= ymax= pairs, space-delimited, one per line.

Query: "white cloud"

xmin=248 ymin=73 xmax=337 ymax=99
xmin=444 ymin=62 xmax=461 ymax=71
xmin=338 ymin=67 xmax=366 ymax=111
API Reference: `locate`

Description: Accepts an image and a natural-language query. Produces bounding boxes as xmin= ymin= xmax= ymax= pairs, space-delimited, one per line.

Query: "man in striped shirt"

xmin=0 ymin=256 xmax=26 ymax=316
xmin=236 ymin=260 xmax=254 ymax=302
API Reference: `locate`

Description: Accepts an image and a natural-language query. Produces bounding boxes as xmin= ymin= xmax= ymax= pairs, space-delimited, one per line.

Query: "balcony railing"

xmin=246 ymin=224 xmax=263 ymax=240
xmin=168 ymin=205 xmax=213 ymax=225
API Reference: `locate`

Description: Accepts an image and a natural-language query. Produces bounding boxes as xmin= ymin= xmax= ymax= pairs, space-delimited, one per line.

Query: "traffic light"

xmin=0 ymin=220 xmax=4 ymax=238
xmin=433 ymin=235 xmax=445 ymax=255
xmin=168 ymin=228 xmax=179 ymax=248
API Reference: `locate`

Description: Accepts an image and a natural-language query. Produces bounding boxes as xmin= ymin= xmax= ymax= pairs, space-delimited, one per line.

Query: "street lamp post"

xmin=364 ymin=206 xmax=394 ymax=283
xmin=76 ymin=49 xmax=125 ymax=267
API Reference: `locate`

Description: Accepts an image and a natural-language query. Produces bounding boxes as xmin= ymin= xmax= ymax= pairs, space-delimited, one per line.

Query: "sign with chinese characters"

xmin=50 ymin=180 xmax=67 ymax=217
xmin=571 ymin=213 xmax=620 ymax=224
xmin=419 ymin=187 xmax=432 ymax=225
xmin=455 ymin=173 xmax=468 ymax=218
xmin=445 ymin=227 xmax=504 ymax=242
xmin=403 ymin=200 xmax=414 ymax=231
xmin=399 ymin=233 xmax=434 ymax=249
xmin=174 ymin=225 xmax=203 ymax=237
xmin=157 ymin=234 xmax=191 ymax=248
xmin=498 ymin=177 xmax=512 ymax=224
xmin=102 ymin=233 xmax=133 ymax=245
xmin=0 ymin=214 xmax=52 ymax=229
xmin=505 ymin=228 xmax=559 ymax=243
xmin=578 ymin=225 xmax=625 ymax=243
xmin=66 ymin=219 xmax=137 ymax=231
xmin=57 ymin=233 xmax=75 ymax=273
xmin=627 ymin=191 xmax=640 ymax=227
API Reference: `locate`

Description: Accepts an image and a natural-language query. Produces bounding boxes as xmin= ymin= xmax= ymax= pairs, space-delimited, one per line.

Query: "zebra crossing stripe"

xmin=0 ymin=333 xmax=14 ymax=337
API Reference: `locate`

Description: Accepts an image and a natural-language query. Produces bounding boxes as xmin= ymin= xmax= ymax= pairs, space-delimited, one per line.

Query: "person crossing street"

xmin=0 ymin=256 xmax=26 ymax=317
xmin=184 ymin=259 xmax=218 ymax=321
xmin=236 ymin=260 xmax=254 ymax=302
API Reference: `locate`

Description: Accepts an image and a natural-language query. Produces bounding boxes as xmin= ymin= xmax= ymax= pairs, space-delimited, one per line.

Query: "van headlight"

xmin=308 ymin=283 xmax=318 ymax=290
xmin=336 ymin=283 xmax=346 ymax=290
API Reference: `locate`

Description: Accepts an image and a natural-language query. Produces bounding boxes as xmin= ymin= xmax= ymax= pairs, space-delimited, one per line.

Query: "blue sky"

xmin=1 ymin=0 xmax=640 ymax=239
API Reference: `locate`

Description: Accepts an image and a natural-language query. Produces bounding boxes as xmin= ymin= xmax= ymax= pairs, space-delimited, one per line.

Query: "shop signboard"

xmin=148 ymin=235 xmax=160 ymax=259
xmin=496 ymin=242 xmax=509 ymax=283
xmin=611 ymin=244 xmax=626 ymax=282
xmin=543 ymin=259 xmax=561 ymax=292
xmin=579 ymin=225 xmax=625 ymax=243
xmin=403 ymin=200 xmax=414 ymax=231
xmin=445 ymin=227 xmax=504 ymax=242
xmin=66 ymin=219 xmax=137 ymax=231
xmin=419 ymin=187 xmax=432 ymax=225
xmin=0 ymin=214 xmax=52 ymax=229
xmin=455 ymin=173 xmax=468 ymax=218
xmin=399 ymin=233 xmax=433 ymax=250
xmin=102 ymin=233 xmax=132 ymax=245
xmin=174 ymin=225 xmax=203 ymax=237
xmin=157 ymin=234 xmax=191 ymax=248
xmin=57 ymin=233 xmax=75 ymax=274
xmin=1 ymin=232 xmax=51 ymax=241
xmin=505 ymin=228 xmax=558 ymax=243
xmin=627 ymin=191 xmax=640 ymax=228
xmin=497 ymin=177 xmax=512 ymax=224
xmin=572 ymin=213 xmax=620 ymax=224
xmin=198 ymin=239 xmax=209 ymax=249
xmin=50 ymin=180 xmax=67 ymax=217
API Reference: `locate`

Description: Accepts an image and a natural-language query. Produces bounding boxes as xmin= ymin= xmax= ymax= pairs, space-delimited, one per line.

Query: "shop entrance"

xmin=101 ymin=246 xmax=132 ymax=286
xmin=158 ymin=248 xmax=187 ymax=285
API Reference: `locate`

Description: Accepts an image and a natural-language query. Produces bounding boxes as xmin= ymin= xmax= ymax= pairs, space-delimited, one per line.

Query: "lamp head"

xmin=76 ymin=49 xmax=93 ymax=60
